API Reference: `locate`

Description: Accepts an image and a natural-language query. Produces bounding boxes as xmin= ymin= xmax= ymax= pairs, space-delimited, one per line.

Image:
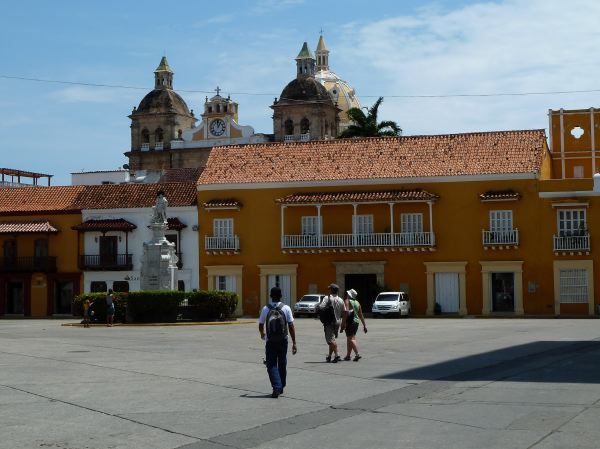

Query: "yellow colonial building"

xmin=198 ymin=129 xmax=598 ymax=317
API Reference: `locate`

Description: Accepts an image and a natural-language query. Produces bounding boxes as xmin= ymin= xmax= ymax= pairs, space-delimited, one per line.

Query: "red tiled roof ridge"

xmin=208 ymin=129 xmax=547 ymax=152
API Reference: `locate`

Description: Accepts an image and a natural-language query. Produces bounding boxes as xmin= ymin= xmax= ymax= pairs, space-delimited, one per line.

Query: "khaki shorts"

xmin=324 ymin=323 xmax=340 ymax=344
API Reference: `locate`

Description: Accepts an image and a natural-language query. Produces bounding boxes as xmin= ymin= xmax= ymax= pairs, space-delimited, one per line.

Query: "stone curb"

xmin=61 ymin=319 xmax=256 ymax=327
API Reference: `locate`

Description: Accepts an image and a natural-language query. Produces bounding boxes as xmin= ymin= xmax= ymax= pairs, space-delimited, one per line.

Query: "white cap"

xmin=346 ymin=289 xmax=357 ymax=299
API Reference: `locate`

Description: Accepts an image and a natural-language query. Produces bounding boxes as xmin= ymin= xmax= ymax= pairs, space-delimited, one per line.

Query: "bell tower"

xmin=154 ymin=56 xmax=173 ymax=89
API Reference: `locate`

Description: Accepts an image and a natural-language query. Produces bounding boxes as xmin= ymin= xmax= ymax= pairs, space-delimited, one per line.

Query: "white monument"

xmin=140 ymin=191 xmax=178 ymax=290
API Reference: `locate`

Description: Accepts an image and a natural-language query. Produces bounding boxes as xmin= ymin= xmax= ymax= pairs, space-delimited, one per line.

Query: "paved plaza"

xmin=1 ymin=317 xmax=599 ymax=449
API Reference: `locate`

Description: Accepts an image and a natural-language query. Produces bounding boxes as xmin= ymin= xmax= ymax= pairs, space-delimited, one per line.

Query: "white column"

xmin=591 ymin=108 xmax=596 ymax=175
xmin=352 ymin=203 xmax=358 ymax=246
xmin=280 ymin=205 xmax=286 ymax=248
xmin=316 ymin=204 xmax=322 ymax=247
xmin=560 ymin=108 xmax=565 ymax=179
xmin=428 ymin=201 xmax=435 ymax=245
xmin=389 ymin=203 xmax=395 ymax=246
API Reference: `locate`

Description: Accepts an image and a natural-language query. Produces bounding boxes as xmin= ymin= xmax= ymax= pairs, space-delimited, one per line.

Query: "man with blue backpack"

xmin=258 ymin=287 xmax=297 ymax=398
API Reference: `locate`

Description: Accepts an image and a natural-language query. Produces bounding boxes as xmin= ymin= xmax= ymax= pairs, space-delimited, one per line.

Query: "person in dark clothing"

xmin=258 ymin=287 xmax=297 ymax=398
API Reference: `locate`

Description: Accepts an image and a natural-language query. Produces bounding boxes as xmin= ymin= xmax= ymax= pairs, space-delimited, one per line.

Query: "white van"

xmin=371 ymin=292 xmax=411 ymax=317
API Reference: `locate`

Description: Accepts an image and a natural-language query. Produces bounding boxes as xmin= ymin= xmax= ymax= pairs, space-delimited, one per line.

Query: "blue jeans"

xmin=265 ymin=339 xmax=288 ymax=392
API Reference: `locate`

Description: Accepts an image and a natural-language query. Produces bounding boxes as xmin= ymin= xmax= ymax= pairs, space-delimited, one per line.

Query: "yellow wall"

xmin=0 ymin=213 xmax=81 ymax=317
xmin=198 ymin=177 xmax=592 ymax=317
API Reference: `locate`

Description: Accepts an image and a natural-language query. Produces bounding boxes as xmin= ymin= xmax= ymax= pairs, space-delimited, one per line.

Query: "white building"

xmin=71 ymin=182 xmax=199 ymax=293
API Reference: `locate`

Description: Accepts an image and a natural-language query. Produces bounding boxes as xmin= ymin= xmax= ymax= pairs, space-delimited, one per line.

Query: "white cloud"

xmin=336 ymin=0 xmax=600 ymax=135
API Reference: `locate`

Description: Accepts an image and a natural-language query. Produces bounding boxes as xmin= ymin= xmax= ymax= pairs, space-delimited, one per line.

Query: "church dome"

xmin=315 ymin=69 xmax=361 ymax=128
xmin=279 ymin=77 xmax=334 ymax=104
xmin=136 ymin=89 xmax=192 ymax=115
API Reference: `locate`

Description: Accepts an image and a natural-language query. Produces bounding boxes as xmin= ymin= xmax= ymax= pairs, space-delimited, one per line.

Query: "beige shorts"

xmin=324 ymin=323 xmax=340 ymax=344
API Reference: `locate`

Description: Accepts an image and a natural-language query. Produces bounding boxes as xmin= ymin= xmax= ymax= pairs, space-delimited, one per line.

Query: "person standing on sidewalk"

xmin=317 ymin=283 xmax=346 ymax=363
xmin=106 ymin=289 xmax=115 ymax=327
xmin=258 ymin=287 xmax=297 ymax=398
xmin=343 ymin=289 xmax=367 ymax=361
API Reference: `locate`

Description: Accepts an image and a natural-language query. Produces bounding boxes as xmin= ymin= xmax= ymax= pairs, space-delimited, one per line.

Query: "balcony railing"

xmin=154 ymin=142 xmax=164 ymax=150
xmin=205 ymin=235 xmax=240 ymax=251
xmin=79 ymin=254 xmax=133 ymax=271
xmin=284 ymin=135 xmax=294 ymax=142
xmin=299 ymin=132 xmax=310 ymax=141
xmin=282 ymin=232 xmax=435 ymax=249
xmin=141 ymin=143 xmax=150 ymax=151
xmin=0 ymin=256 xmax=57 ymax=272
xmin=554 ymin=233 xmax=590 ymax=251
xmin=482 ymin=229 xmax=519 ymax=246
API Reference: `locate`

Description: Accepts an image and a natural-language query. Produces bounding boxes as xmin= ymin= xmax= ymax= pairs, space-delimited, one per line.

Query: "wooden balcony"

xmin=205 ymin=236 xmax=240 ymax=251
xmin=282 ymin=232 xmax=435 ymax=249
xmin=482 ymin=229 xmax=519 ymax=246
xmin=554 ymin=234 xmax=590 ymax=252
xmin=79 ymin=254 xmax=133 ymax=271
xmin=0 ymin=256 xmax=57 ymax=272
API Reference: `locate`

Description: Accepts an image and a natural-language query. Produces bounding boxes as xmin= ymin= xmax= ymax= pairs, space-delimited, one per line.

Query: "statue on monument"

xmin=152 ymin=190 xmax=168 ymax=224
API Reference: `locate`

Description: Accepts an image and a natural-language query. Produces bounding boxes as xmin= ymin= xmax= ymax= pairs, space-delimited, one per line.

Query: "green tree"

xmin=338 ymin=97 xmax=401 ymax=138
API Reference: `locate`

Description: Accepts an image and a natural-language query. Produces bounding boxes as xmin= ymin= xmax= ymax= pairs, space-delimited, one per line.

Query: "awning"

xmin=203 ymin=199 xmax=243 ymax=209
xmin=0 ymin=220 xmax=58 ymax=234
xmin=72 ymin=219 xmax=137 ymax=232
xmin=167 ymin=217 xmax=187 ymax=230
xmin=276 ymin=189 xmax=439 ymax=205
xmin=479 ymin=190 xmax=521 ymax=202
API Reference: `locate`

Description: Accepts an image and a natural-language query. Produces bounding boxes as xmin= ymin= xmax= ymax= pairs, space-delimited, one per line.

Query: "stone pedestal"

xmin=140 ymin=222 xmax=178 ymax=291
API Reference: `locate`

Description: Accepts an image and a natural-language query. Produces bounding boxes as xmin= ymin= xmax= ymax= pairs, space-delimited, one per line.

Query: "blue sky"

xmin=2 ymin=0 xmax=600 ymax=185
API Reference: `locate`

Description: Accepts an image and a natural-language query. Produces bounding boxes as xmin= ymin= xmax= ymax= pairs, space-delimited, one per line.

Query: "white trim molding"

xmin=424 ymin=261 xmax=468 ymax=316
xmin=198 ymin=173 xmax=538 ymax=191
xmin=257 ymin=264 xmax=298 ymax=309
xmin=552 ymin=260 xmax=595 ymax=316
xmin=479 ymin=260 xmax=524 ymax=316
xmin=205 ymin=265 xmax=244 ymax=316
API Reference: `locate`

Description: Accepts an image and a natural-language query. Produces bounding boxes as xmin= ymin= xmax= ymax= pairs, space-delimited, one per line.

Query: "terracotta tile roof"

xmin=277 ymin=189 xmax=439 ymax=204
xmin=0 ymin=185 xmax=86 ymax=215
xmin=198 ymin=130 xmax=548 ymax=186
xmin=479 ymin=190 xmax=521 ymax=201
xmin=0 ymin=220 xmax=58 ymax=234
xmin=74 ymin=182 xmax=198 ymax=209
xmin=167 ymin=217 xmax=187 ymax=230
xmin=203 ymin=199 xmax=243 ymax=209
xmin=159 ymin=168 xmax=203 ymax=183
xmin=72 ymin=219 xmax=137 ymax=232
xmin=0 ymin=182 xmax=197 ymax=215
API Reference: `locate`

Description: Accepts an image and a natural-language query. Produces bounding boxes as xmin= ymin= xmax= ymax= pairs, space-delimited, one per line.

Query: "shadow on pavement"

xmin=379 ymin=340 xmax=600 ymax=383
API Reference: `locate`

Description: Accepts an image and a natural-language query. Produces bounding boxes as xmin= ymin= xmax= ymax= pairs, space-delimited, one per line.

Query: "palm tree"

xmin=338 ymin=97 xmax=401 ymax=138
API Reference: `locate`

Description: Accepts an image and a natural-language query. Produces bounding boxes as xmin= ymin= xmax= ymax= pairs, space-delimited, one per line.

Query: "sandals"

xmin=325 ymin=355 xmax=331 ymax=362
xmin=343 ymin=355 xmax=351 ymax=361
xmin=353 ymin=354 xmax=362 ymax=362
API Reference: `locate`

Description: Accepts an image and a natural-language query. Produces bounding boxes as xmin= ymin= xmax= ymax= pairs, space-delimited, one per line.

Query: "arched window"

xmin=141 ymin=129 xmax=150 ymax=143
xmin=155 ymin=128 xmax=164 ymax=142
xmin=325 ymin=123 xmax=329 ymax=136
xmin=300 ymin=118 xmax=310 ymax=134
xmin=216 ymin=104 xmax=221 ymax=113
xmin=284 ymin=119 xmax=294 ymax=135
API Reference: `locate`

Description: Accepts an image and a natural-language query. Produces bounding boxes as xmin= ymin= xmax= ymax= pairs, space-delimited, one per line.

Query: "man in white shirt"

xmin=258 ymin=287 xmax=297 ymax=398
xmin=317 ymin=283 xmax=346 ymax=363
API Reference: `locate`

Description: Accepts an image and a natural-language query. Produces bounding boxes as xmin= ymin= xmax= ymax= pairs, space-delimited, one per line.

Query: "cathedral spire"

xmin=295 ymin=42 xmax=316 ymax=79
xmin=154 ymin=56 xmax=174 ymax=90
xmin=316 ymin=34 xmax=329 ymax=71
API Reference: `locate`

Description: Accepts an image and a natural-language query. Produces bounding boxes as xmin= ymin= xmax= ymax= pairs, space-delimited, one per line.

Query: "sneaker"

xmin=343 ymin=355 xmax=351 ymax=361
xmin=325 ymin=355 xmax=331 ymax=363
xmin=353 ymin=354 xmax=362 ymax=362
xmin=271 ymin=390 xmax=280 ymax=398
xmin=332 ymin=355 xmax=341 ymax=363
